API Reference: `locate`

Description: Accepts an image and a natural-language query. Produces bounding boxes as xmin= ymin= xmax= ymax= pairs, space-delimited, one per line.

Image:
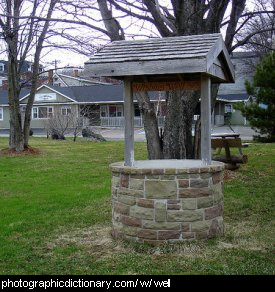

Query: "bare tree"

xmin=0 ymin=0 xmax=58 ymax=151
xmin=45 ymin=110 xmax=83 ymax=142
xmin=88 ymin=0 xmax=274 ymax=159
xmin=1 ymin=0 xmax=274 ymax=157
xmin=234 ymin=0 xmax=275 ymax=57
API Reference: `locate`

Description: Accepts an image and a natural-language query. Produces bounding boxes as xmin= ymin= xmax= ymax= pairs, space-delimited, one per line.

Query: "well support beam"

xmin=124 ymin=78 xmax=135 ymax=166
xmin=201 ymin=75 xmax=212 ymax=165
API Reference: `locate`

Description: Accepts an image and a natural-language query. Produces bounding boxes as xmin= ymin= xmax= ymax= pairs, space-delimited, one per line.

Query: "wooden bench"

xmin=211 ymin=135 xmax=248 ymax=169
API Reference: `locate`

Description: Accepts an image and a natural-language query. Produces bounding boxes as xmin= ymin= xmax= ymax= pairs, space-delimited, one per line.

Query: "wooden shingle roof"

xmin=86 ymin=33 xmax=234 ymax=83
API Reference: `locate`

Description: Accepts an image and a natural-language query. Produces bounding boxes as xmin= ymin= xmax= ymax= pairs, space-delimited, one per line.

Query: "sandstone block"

xmin=191 ymin=221 xmax=211 ymax=233
xmin=167 ymin=204 xmax=181 ymax=210
xmin=190 ymin=179 xmax=209 ymax=188
xmin=124 ymin=226 xmax=140 ymax=237
xmin=189 ymin=174 xmax=200 ymax=179
xmin=130 ymin=174 xmax=145 ymax=179
xmin=155 ymin=201 xmax=167 ymax=222
xmin=112 ymin=176 xmax=120 ymax=188
xmin=204 ymin=203 xmax=224 ymax=220
xmin=117 ymin=194 xmax=136 ymax=206
xmin=211 ymin=183 xmax=223 ymax=204
xmin=158 ymin=231 xmax=181 ymax=240
xmin=142 ymin=221 xmax=181 ymax=230
xmin=178 ymin=179 xmax=189 ymax=188
xmin=177 ymin=174 xmax=189 ymax=179
xmin=208 ymin=219 xmax=219 ymax=238
xmin=120 ymin=174 xmax=129 ymax=188
xmin=181 ymin=198 xmax=197 ymax=210
xmin=117 ymin=187 xmax=144 ymax=198
xmin=137 ymin=229 xmax=157 ymax=240
xmin=129 ymin=178 xmax=144 ymax=190
xmin=179 ymin=188 xmax=211 ymax=198
xmin=164 ymin=168 xmax=177 ymax=174
xmin=197 ymin=196 xmax=213 ymax=209
xmin=152 ymin=169 xmax=164 ymax=175
xmin=147 ymin=175 xmax=160 ymax=179
xmin=121 ymin=216 xmax=142 ymax=227
xmin=160 ymin=175 xmax=175 ymax=180
xmin=200 ymin=173 xmax=211 ymax=179
xmin=181 ymin=223 xmax=190 ymax=232
xmin=167 ymin=210 xmax=203 ymax=222
xmin=130 ymin=205 xmax=154 ymax=220
xmin=137 ymin=198 xmax=154 ymax=208
xmin=182 ymin=232 xmax=195 ymax=239
xmin=145 ymin=180 xmax=177 ymax=199
xmin=167 ymin=199 xmax=181 ymax=204
xmin=177 ymin=168 xmax=189 ymax=174
xmin=113 ymin=202 xmax=130 ymax=215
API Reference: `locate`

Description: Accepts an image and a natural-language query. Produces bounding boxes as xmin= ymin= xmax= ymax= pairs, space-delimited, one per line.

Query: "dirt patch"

xmin=47 ymin=225 xmax=128 ymax=258
xmin=47 ymin=220 xmax=272 ymax=260
xmin=47 ymin=224 xmax=208 ymax=259
xmin=0 ymin=147 xmax=41 ymax=157
xmin=224 ymin=169 xmax=240 ymax=181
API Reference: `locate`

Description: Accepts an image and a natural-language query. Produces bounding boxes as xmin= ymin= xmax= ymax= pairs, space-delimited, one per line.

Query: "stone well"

xmin=111 ymin=160 xmax=224 ymax=243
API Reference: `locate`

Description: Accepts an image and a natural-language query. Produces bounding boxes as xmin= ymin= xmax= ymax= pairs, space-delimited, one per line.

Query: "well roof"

xmin=87 ymin=33 xmax=234 ymax=83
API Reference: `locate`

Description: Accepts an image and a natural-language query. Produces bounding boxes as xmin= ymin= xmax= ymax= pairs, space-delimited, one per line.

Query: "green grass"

xmin=0 ymin=137 xmax=274 ymax=275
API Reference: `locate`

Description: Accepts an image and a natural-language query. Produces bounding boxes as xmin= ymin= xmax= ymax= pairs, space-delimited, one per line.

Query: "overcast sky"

xmin=40 ymin=0 xmax=257 ymax=71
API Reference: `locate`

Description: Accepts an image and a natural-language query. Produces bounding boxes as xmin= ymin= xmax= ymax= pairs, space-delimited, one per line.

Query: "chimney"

xmin=73 ymin=69 xmax=79 ymax=77
xmin=48 ymin=69 xmax=54 ymax=86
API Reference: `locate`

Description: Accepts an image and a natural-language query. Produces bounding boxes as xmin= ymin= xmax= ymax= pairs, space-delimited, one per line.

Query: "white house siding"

xmin=0 ymin=107 xmax=10 ymax=129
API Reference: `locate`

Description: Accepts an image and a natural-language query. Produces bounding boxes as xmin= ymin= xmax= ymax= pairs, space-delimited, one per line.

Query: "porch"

xmin=100 ymin=116 xmax=165 ymax=128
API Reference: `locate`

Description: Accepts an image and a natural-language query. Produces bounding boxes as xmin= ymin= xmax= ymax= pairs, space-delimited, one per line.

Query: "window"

xmin=100 ymin=105 xmax=124 ymax=117
xmin=32 ymin=107 xmax=53 ymax=119
xmin=100 ymin=105 xmax=107 ymax=117
xmin=116 ymin=105 xmax=123 ymax=117
xmin=0 ymin=107 xmax=3 ymax=120
xmin=225 ymin=104 xmax=233 ymax=113
xmin=61 ymin=106 xmax=71 ymax=116
xmin=109 ymin=106 xmax=117 ymax=117
xmin=0 ymin=63 xmax=4 ymax=72
xmin=48 ymin=107 xmax=53 ymax=118
xmin=134 ymin=104 xmax=140 ymax=117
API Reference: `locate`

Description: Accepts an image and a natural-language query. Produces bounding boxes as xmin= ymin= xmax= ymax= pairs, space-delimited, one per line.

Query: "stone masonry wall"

xmin=110 ymin=162 xmax=224 ymax=244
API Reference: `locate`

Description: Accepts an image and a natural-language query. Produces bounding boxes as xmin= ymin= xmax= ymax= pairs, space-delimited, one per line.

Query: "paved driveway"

xmin=93 ymin=126 xmax=257 ymax=141
xmin=0 ymin=126 xmax=256 ymax=141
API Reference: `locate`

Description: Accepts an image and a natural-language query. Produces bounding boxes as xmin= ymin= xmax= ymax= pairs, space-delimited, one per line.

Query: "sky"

xmin=3 ymin=0 xmax=258 ymax=71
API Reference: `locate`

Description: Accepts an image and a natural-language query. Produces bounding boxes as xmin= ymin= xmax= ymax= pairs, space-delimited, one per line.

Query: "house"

xmin=0 ymin=84 xmax=161 ymax=132
xmin=0 ymin=52 xmax=259 ymax=132
xmin=213 ymin=51 xmax=259 ymax=126
xmin=52 ymin=70 xmax=110 ymax=87
xmin=0 ymin=60 xmax=45 ymax=90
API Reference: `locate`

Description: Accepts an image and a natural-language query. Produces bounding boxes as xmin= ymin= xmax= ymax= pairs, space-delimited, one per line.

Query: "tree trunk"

xmin=194 ymin=84 xmax=220 ymax=158
xmin=163 ymin=91 xmax=199 ymax=159
xmin=8 ymin=56 xmax=24 ymax=152
xmin=135 ymin=92 xmax=163 ymax=159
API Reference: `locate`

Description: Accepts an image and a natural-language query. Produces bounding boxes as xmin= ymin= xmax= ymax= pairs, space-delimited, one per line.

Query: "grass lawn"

xmin=0 ymin=137 xmax=274 ymax=275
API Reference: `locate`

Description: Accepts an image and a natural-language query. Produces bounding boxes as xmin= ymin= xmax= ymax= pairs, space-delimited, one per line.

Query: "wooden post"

xmin=124 ymin=78 xmax=135 ymax=166
xmin=201 ymin=76 xmax=212 ymax=165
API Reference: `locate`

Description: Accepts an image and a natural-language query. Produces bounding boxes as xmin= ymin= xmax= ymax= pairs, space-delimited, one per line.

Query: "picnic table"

xmin=211 ymin=133 xmax=248 ymax=168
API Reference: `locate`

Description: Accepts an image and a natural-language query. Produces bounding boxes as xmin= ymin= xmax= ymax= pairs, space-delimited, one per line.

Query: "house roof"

xmin=54 ymin=73 xmax=109 ymax=86
xmin=0 ymin=89 xmax=30 ymax=105
xmin=0 ymin=85 xmax=249 ymax=106
xmin=1 ymin=84 xmax=160 ymax=105
xmin=86 ymin=33 xmax=235 ymax=83
xmin=46 ymin=85 xmax=159 ymax=103
xmin=217 ymin=93 xmax=249 ymax=102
